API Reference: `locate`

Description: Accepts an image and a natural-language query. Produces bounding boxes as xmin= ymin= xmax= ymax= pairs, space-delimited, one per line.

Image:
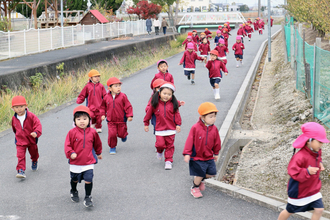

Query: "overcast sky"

xmin=230 ymin=0 xmax=285 ymax=6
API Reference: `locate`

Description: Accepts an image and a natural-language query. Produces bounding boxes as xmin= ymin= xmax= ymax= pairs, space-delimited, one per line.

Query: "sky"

xmin=227 ymin=0 xmax=285 ymax=6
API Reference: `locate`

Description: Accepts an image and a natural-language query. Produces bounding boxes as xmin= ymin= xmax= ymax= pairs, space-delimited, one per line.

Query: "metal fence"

xmin=0 ymin=20 xmax=147 ymax=61
xmin=284 ymin=16 xmax=330 ymax=128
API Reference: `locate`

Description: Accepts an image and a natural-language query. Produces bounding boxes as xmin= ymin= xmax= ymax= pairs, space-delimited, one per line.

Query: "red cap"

xmin=210 ymin=50 xmax=219 ymax=56
xmin=12 ymin=96 xmax=27 ymax=107
xmin=73 ymin=105 xmax=90 ymax=116
xmin=192 ymin=30 xmax=197 ymax=32
xmin=187 ymin=32 xmax=193 ymax=36
xmin=107 ymin=77 xmax=122 ymax=87
xmin=152 ymin=79 xmax=165 ymax=89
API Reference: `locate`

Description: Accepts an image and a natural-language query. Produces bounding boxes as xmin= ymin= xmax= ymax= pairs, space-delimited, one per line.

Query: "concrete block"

xmin=205 ymin=179 xmax=240 ymax=197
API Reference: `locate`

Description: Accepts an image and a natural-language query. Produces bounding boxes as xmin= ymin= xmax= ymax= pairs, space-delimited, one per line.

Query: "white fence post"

xmin=131 ymin=21 xmax=133 ymax=35
xmin=38 ymin=28 xmax=40 ymax=52
xmin=8 ymin=31 xmax=11 ymax=58
xmin=83 ymin=24 xmax=85 ymax=43
xmin=23 ymin=29 xmax=26 ymax=54
xmin=93 ymin=24 xmax=95 ymax=39
xmin=72 ymin=25 xmax=74 ymax=45
xmin=61 ymin=26 xmax=64 ymax=47
xmin=125 ymin=21 xmax=126 ymax=36
xmin=102 ymin=23 xmax=104 ymax=38
xmin=117 ymin=22 xmax=119 ymax=37
xmin=50 ymin=27 xmax=53 ymax=49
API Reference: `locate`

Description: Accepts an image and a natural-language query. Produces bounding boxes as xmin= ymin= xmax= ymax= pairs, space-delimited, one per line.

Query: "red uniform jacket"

xmin=254 ymin=21 xmax=259 ymax=30
xmin=64 ymin=127 xmax=102 ymax=165
xmin=150 ymin=72 xmax=174 ymax=89
xmin=287 ymin=146 xmax=322 ymax=199
xmin=99 ymin=92 xmax=133 ymax=123
xmin=259 ymin=22 xmax=265 ymax=29
xmin=198 ymin=43 xmax=210 ymax=55
xmin=206 ymin=59 xmax=228 ymax=78
xmin=144 ymin=98 xmax=182 ymax=131
xmin=237 ymin=28 xmax=246 ymax=37
xmin=214 ymin=45 xmax=228 ymax=57
xmin=204 ymin=30 xmax=212 ymax=36
xmin=183 ymin=119 xmax=221 ymax=161
xmin=245 ymin=25 xmax=253 ymax=34
xmin=192 ymin=34 xmax=200 ymax=43
xmin=232 ymin=42 xmax=245 ymax=55
xmin=77 ymin=81 xmax=107 ymax=112
xmin=12 ymin=110 xmax=42 ymax=146
xmin=222 ymin=33 xmax=229 ymax=44
xmin=180 ymin=51 xmax=204 ymax=69
xmin=247 ymin=21 xmax=253 ymax=25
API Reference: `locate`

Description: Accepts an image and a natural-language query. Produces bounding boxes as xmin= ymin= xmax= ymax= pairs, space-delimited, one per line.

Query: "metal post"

xmin=72 ymin=25 xmax=74 ymax=45
xmin=8 ymin=31 xmax=11 ymax=58
xmin=23 ymin=29 xmax=26 ymax=54
xmin=267 ymin=0 xmax=271 ymax=62
xmin=312 ymin=43 xmax=316 ymax=121
xmin=50 ymin=27 xmax=53 ymax=49
xmin=258 ymin=0 xmax=261 ymax=18
xmin=38 ymin=28 xmax=40 ymax=51
xmin=61 ymin=0 xmax=64 ymax=47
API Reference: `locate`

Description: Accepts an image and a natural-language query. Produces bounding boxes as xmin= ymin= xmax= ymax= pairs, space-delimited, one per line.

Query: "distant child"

xmin=77 ymin=69 xmax=107 ymax=133
xmin=232 ymin=36 xmax=245 ymax=68
xmin=182 ymin=32 xmax=193 ymax=46
xmin=11 ymin=96 xmax=42 ymax=179
xmin=100 ymin=77 xmax=133 ymax=155
xmin=150 ymin=59 xmax=174 ymax=89
xmin=200 ymin=32 xmax=210 ymax=45
xmin=237 ymin=24 xmax=246 ymax=43
xmin=218 ymin=25 xmax=222 ymax=32
xmin=259 ymin=19 xmax=265 ymax=35
xmin=182 ymin=36 xmax=197 ymax=51
xmin=205 ymin=50 xmax=228 ymax=100
xmin=224 ymin=22 xmax=231 ymax=32
xmin=254 ymin=18 xmax=259 ymax=31
xmin=270 ymin=16 xmax=274 ymax=27
xmin=144 ymin=82 xmax=182 ymax=170
xmin=204 ymin=28 xmax=212 ymax=37
xmin=277 ymin=122 xmax=329 ymax=220
xmin=222 ymin=28 xmax=229 ymax=48
xmin=179 ymin=42 xmax=206 ymax=85
xmin=245 ymin=23 xmax=254 ymax=41
xmin=192 ymin=30 xmax=200 ymax=44
xmin=64 ymin=106 xmax=102 ymax=207
xmin=199 ymin=38 xmax=210 ymax=59
xmin=183 ymin=102 xmax=221 ymax=198
xmin=247 ymin=18 xmax=252 ymax=25
xmin=214 ymin=39 xmax=229 ymax=65
xmin=214 ymin=30 xmax=223 ymax=45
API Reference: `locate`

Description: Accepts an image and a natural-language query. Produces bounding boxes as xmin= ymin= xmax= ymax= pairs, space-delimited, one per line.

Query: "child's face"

xmin=217 ymin=33 xmax=221 ymax=37
xmin=210 ymin=54 xmax=217 ymax=61
xmin=309 ymin=139 xmax=323 ymax=152
xmin=12 ymin=105 xmax=27 ymax=116
xmin=159 ymin=88 xmax=173 ymax=102
xmin=90 ymin=76 xmax=100 ymax=83
xmin=192 ymin=32 xmax=196 ymax=35
xmin=187 ymin=38 xmax=192 ymax=42
xmin=109 ymin=83 xmax=121 ymax=94
xmin=236 ymin=40 xmax=241 ymax=43
xmin=219 ymin=43 xmax=224 ymax=46
xmin=202 ymin=38 xmax=207 ymax=44
xmin=201 ymin=112 xmax=217 ymax=125
xmin=75 ymin=115 xmax=89 ymax=129
xmin=158 ymin=63 xmax=168 ymax=74
xmin=188 ymin=49 xmax=193 ymax=53
xmin=201 ymin=34 xmax=205 ymax=38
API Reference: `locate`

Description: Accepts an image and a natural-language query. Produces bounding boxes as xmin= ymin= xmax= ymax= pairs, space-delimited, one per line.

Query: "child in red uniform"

xmin=245 ymin=23 xmax=254 ymax=41
xmin=214 ymin=39 xmax=229 ymax=65
xmin=205 ymin=50 xmax=228 ymax=100
xmin=182 ymin=36 xmax=197 ymax=50
xmin=11 ymin=96 xmax=42 ymax=178
xmin=199 ymin=38 xmax=210 ymax=59
xmin=183 ymin=102 xmax=221 ymax=198
xmin=237 ymin=24 xmax=246 ymax=43
xmin=65 ymin=106 xmax=102 ymax=207
xmin=204 ymin=28 xmax=212 ymax=37
xmin=254 ymin=18 xmax=259 ymax=31
xmin=100 ymin=77 xmax=133 ymax=155
xmin=179 ymin=42 xmax=206 ymax=85
xmin=259 ymin=19 xmax=265 ymax=35
xmin=144 ymin=83 xmax=182 ymax=170
xmin=150 ymin=59 xmax=174 ymax=89
xmin=247 ymin=18 xmax=252 ymax=25
xmin=192 ymin=30 xmax=199 ymax=44
xmin=222 ymin=28 xmax=229 ymax=48
xmin=232 ymin=36 xmax=245 ymax=68
xmin=200 ymin=32 xmax=211 ymax=45
xmin=224 ymin=22 xmax=231 ymax=32
xmin=278 ymin=122 xmax=328 ymax=220
xmin=77 ymin=69 xmax=107 ymax=133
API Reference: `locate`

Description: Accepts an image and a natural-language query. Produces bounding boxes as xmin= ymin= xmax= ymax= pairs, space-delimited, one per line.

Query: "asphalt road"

xmin=0 ymin=26 xmax=301 ymax=220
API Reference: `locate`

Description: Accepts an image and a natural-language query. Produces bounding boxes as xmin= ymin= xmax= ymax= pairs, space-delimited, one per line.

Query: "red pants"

xmin=90 ymin=110 xmax=102 ymax=129
xmin=259 ymin=29 xmax=263 ymax=34
xmin=107 ymin=122 xmax=128 ymax=148
xmin=155 ymin=135 xmax=175 ymax=162
xmin=16 ymin=144 xmax=39 ymax=171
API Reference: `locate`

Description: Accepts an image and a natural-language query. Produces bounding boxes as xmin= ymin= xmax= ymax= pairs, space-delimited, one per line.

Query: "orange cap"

xmin=88 ymin=69 xmax=100 ymax=78
xmin=200 ymin=32 xmax=205 ymax=35
xmin=205 ymin=28 xmax=208 ymax=30
xmin=224 ymin=23 xmax=228 ymax=26
xmin=107 ymin=77 xmax=122 ymax=87
xmin=12 ymin=96 xmax=27 ymax=107
xmin=198 ymin=102 xmax=218 ymax=116
xmin=210 ymin=50 xmax=219 ymax=57
xmin=73 ymin=105 xmax=91 ymax=116
xmin=152 ymin=79 xmax=165 ymax=89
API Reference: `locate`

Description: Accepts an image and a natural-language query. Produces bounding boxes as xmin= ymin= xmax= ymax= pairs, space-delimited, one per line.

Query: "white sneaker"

xmin=96 ymin=129 xmax=102 ymax=133
xmin=236 ymin=65 xmax=239 ymax=68
xmin=165 ymin=161 xmax=172 ymax=170
xmin=91 ymin=124 xmax=96 ymax=129
xmin=215 ymin=93 xmax=220 ymax=100
xmin=156 ymin=152 xmax=163 ymax=160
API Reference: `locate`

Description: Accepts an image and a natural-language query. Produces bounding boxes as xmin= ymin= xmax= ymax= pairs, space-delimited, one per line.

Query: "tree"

xmin=261 ymin=6 xmax=266 ymax=11
xmin=151 ymin=0 xmax=175 ymax=25
xmin=126 ymin=1 xmax=162 ymax=20
xmin=23 ymin=0 xmax=42 ymax=29
xmin=239 ymin=4 xmax=249 ymax=12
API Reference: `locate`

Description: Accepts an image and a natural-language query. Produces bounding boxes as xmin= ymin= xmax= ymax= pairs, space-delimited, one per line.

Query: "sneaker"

xmin=187 ymin=75 xmax=191 ymax=80
xmin=249 ymin=38 xmax=251 ymax=41
xmin=121 ymin=136 xmax=127 ymax=142
xmin=199 ymin=182 xmax=205 ymax=191
xmin=31 ymin=161 xmax=38 ymax=171
xmin=236 ymin=65 xmax=239 ymax=68
xmin=96 ymin=129 xmax=102 ymax=133
xmin=109 ymin=147 xmax=116 ymax=155
xmin=215 ymin=93 xmax=220 ymax=100
xmin=84 ymin=196 xmax=93 ymax=207
xmin=191 ymin=81 xmax=195 ymax=85
xmin=165 ymin=161 xmax=172 ymax=170
xmin=156 ymin=152 xmax=163 ymax=160
xmin=191 ymin=187 xmax=203 ymax=198
xmin=16 ymin=169 xmax=26 ymax=178
xmin=70 ymin=190 xmax=79 ymax=203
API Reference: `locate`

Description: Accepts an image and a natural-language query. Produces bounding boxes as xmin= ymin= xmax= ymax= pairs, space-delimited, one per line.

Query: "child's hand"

xmin=176 ymin=126 xmax=181 ymax=133
xmin=225 ymin=72 xmax=228 ymax=76
xmin=178 ymin=63 xmax=183 ymax=65
xmin=180 ymin=101 xmax=185 ymax=106
xmin=144 ymin=126 xmax=149 ymax=132
xmin=97 ymin=154 xmax=102 ymax=160
xmin=233 ymin=48 xmax=236 ymax=50
xmin=320 ymin=162 xmax=325 ymax=171
xmin=71 ymin=153 xmax=77 ymax=160
xmin=127 ymin=117 xmax=133 ymax=121
xmin=241 ymin=46 xmax=243 ymax=48
xmin=101 ymin=115 xmax=106 ymax=121
xmin=30 ymin=132 xmax=37 ymax=138
xmin=308 ymin=166 xmax=319 ymax=175
xmin=214 ymin=155 xmax=219 ymax=162
xmin=184 ymin=155 xmax=190 ymax=163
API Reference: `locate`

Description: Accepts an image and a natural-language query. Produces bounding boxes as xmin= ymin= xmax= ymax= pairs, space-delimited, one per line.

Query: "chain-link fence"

xmin=284 ymin=16 xmax=330 ymax=128
xmin=0 ymin=20 xmax=147 ymax=61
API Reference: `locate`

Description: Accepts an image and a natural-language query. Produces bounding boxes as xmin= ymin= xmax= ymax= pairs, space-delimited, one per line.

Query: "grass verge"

xmin=0 ymin=36 xmax=184 ymax=132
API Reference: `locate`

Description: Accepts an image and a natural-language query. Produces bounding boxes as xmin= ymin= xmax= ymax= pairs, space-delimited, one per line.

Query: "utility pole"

xmin=61 ymin=0 xmax=64 ymax=47
xmin=267 ymin=0 xmax=271 ymax=62
xmin=258 ymin=0 xmax=261 ymax=17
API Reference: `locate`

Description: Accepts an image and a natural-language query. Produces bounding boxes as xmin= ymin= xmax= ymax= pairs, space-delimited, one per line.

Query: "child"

xmin=100 ymin=77 xmax=133 ymax=155
xmin=259 ymin=19 xmax=264 ymax=35
xmin=200 ymin=32 xmax=210 ymax=45
xmin=64 ymin=106 xmax=102 ymax=207
xmin=254 ymin=18 xmax=259 ymax=32
xmin=222 ymin=28 xmax=229 ymax=48
xmin=232 ymin=36 xmax=245 ymax=68
xmin=199 ymin=38 xmax=210 ymax=59
xmin=192 ymin=30 xmax=200 ymax=44
xmin=224 ymin=22 xmax=231 ymax=32
xmin=150 ymin=59 xmax=174 ymax=89
xmin=237 ymin=24 xmax=246 ymax=43
xmin=182 ymin=36 xmax=197 ymax=51
xmin=144 ymin=82 xmax=182 ymax=170
xmin=214 ymin=30 xmax=223 ymax=45
xmin=181 ymin=32 xmax=193 ymax=47
xmin=277 ymin=122 xmax=329 ymax=220
xmin=247 ymin=18 xmax=252 ymax=25
xmin=204 ymin=28 xmax=212 ymax=37
xmin=183 ymin=102 xmax=221 ymax=198
xmin=77 ymin=69 xmax=107 ymax=133
xmin=11 ymin=96 xmax=42 ymax=178
xmin=214 ymin=39 xmax=229 ymax=66
xmin=205 ymin=50 xmax=228 ymax=100
xmin=245 ymin=23 xmax=254 ymax=41
xmin=179 ymin=42 xmax=206 ymax=85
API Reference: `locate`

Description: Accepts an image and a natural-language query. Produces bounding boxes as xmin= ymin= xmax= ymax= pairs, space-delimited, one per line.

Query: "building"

xmin=79 ymin=10 xmax=109 ymax=25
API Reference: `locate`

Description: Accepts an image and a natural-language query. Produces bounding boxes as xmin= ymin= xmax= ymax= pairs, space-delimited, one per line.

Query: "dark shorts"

xmin=286 ymin=198 xmax=324 ymax=213
xmin=189 ymin=159 xmax=216 ymax=178
xmin=235 ymin=54 xmax=243 ymax=59
xmin=70 ymin=169 xmax=94 ymax=183
xmin=210 ymin=78 xmax=221 ymax=87
xmin=184 ymin=70 xmax=195 ymax=76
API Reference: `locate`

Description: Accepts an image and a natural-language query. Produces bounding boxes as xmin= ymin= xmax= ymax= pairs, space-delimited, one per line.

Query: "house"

xmin=79 ymin=10 xmax=109 ymax=25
